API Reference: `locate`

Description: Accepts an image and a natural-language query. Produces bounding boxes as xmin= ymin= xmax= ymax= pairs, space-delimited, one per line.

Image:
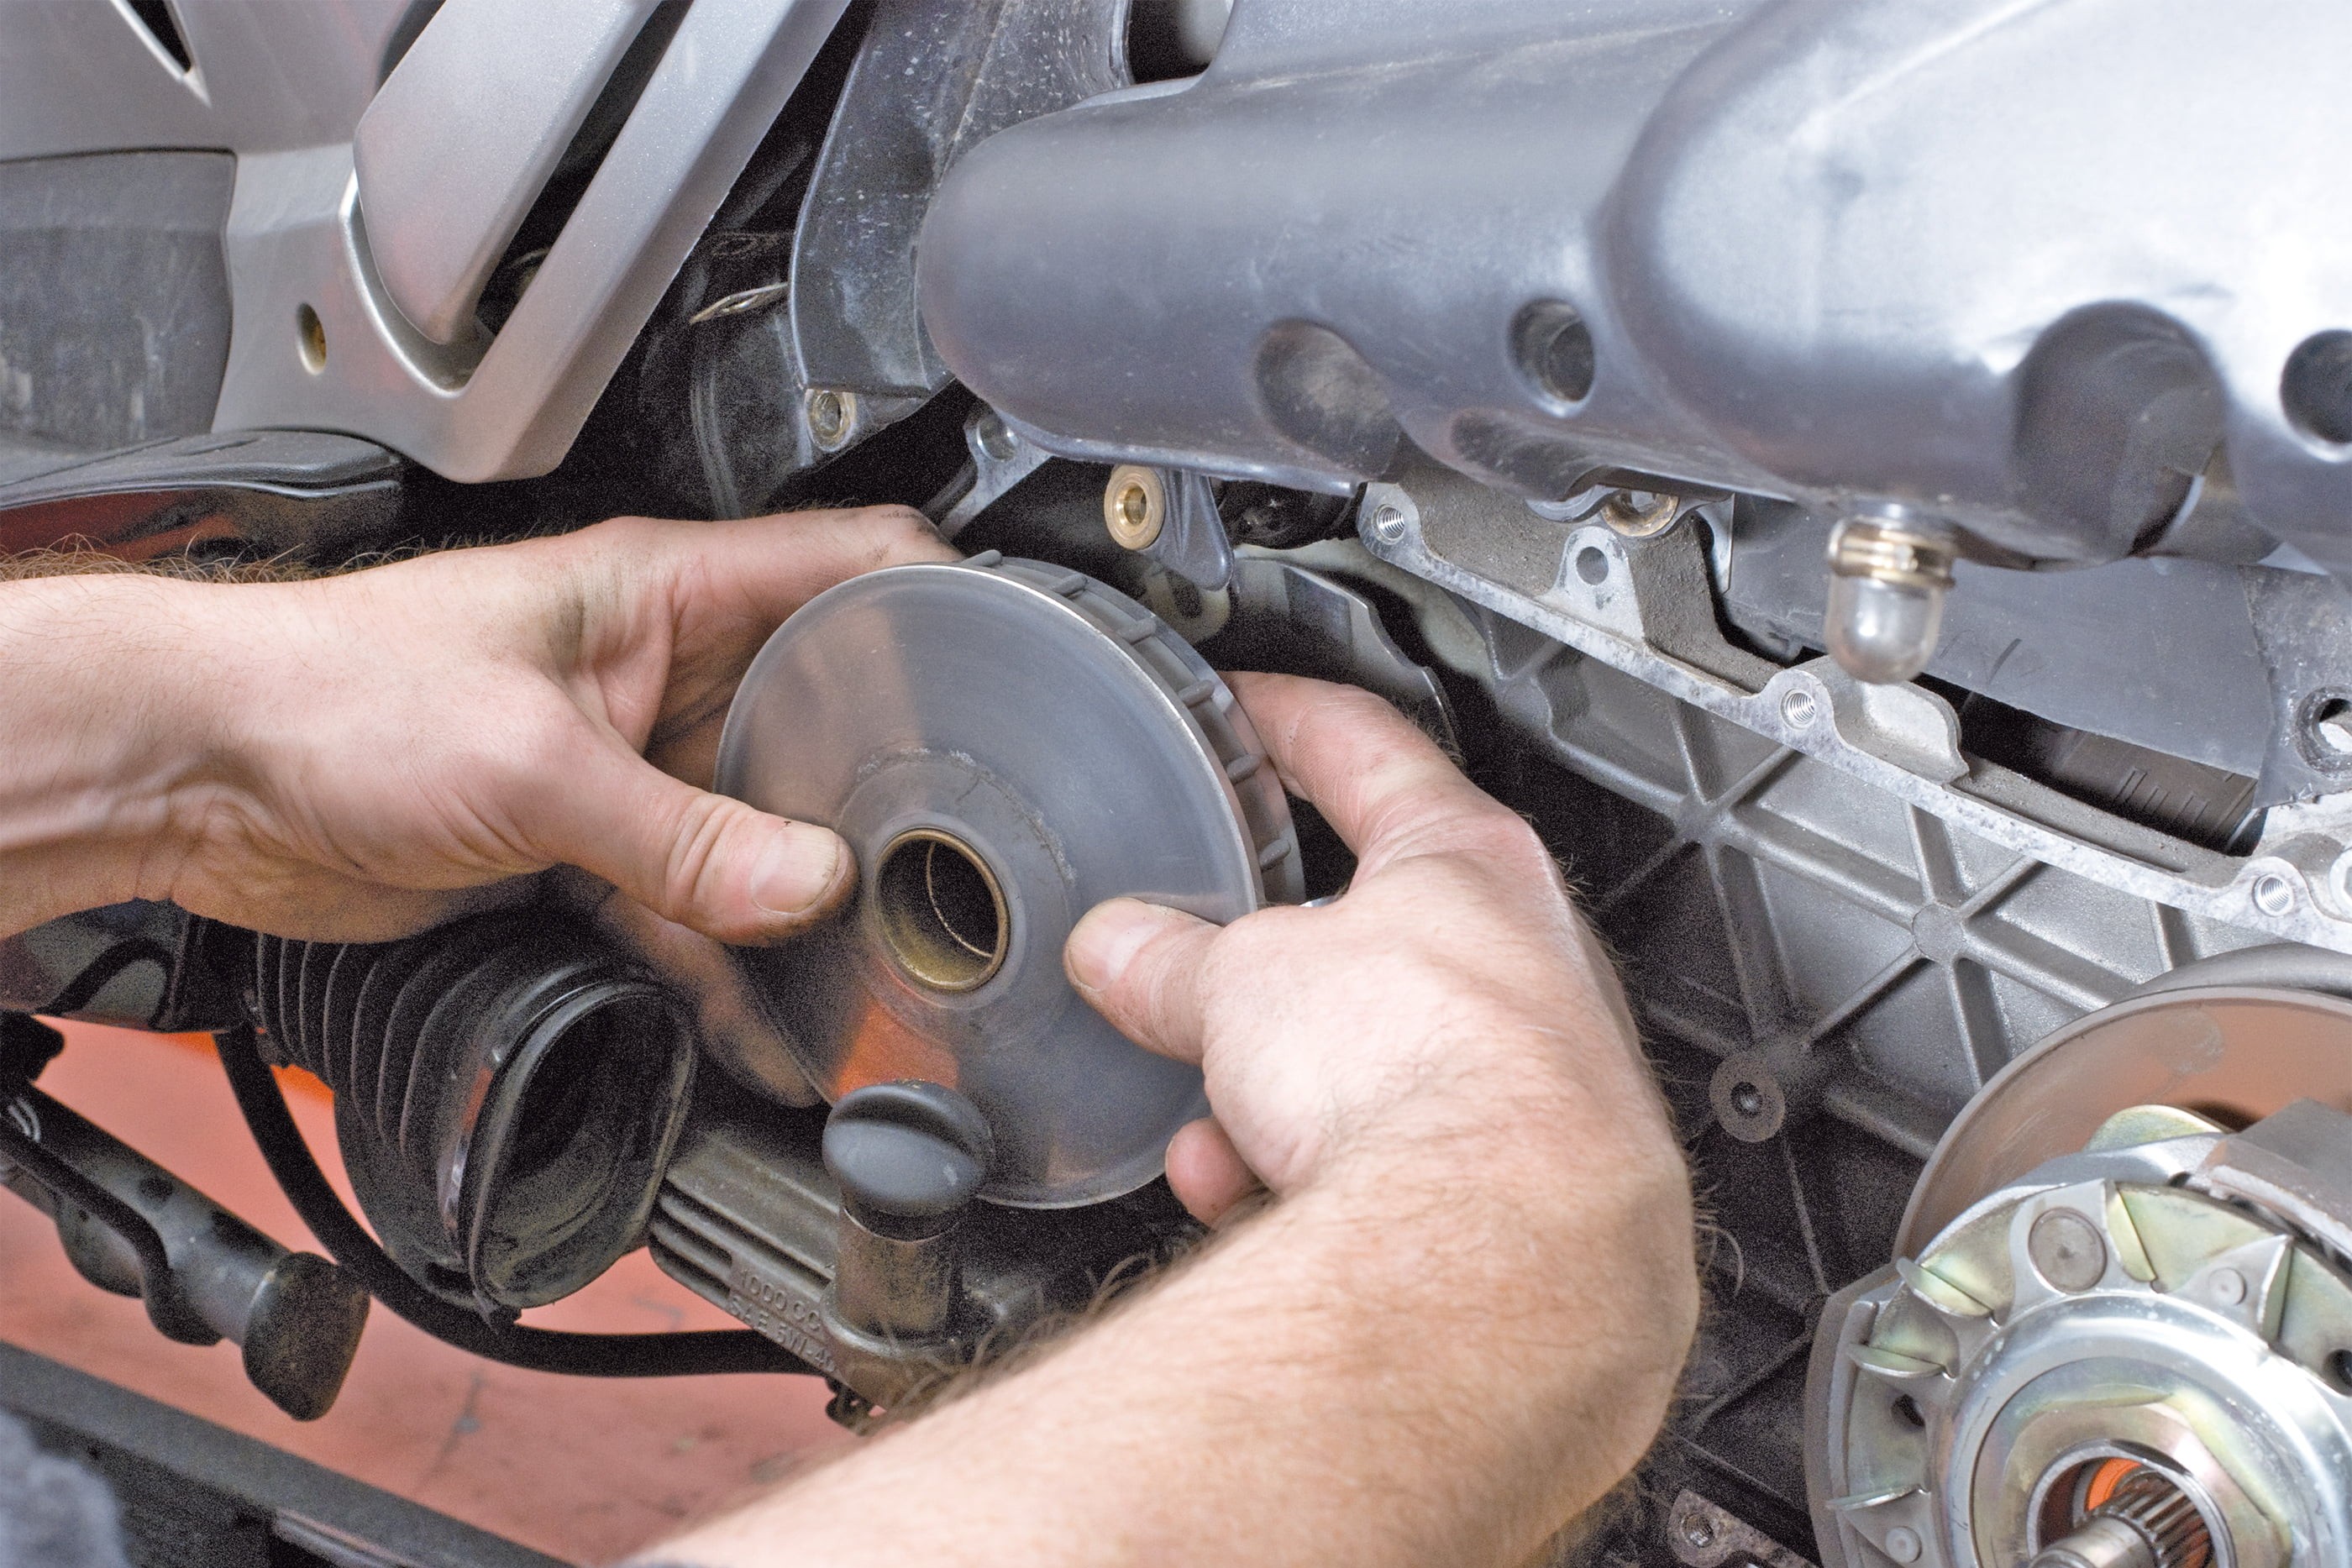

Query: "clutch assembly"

xmin=716 ymin=553 xmax=1302 ymax=1208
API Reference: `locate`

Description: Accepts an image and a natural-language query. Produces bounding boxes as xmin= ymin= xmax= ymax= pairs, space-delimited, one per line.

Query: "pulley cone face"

xmin=1899 ymin=986 xmax=2352 ymax=1254
xmin=715 ymin=555 xmax=1299 ymax=1209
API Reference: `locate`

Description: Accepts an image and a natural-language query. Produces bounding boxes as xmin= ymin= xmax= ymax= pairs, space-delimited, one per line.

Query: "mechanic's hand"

xmin=1065 ymin=673 xmax=1662 ymax=1225
xmin=162 ymin=506 xmax=954 ymax=945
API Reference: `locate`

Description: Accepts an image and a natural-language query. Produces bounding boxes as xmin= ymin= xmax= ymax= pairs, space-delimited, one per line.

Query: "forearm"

xmin=648 ymin=1091 xmax=1695 ymax=1568
xmin=0 ymin=574 xmax=225 ymax=936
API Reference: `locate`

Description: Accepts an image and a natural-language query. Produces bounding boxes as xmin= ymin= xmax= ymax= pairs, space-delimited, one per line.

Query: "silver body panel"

xmin=0 ymin=0 xmax=850 ymax=482
xmin=354 ymin=0 xmax=664 ymax=346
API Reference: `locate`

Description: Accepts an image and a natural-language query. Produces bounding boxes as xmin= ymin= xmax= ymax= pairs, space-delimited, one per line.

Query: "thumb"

xmin=1064 ymin=898 xmax=1219 ymax=1062
xmin=531 ymin=722 xmax=852 ymax=945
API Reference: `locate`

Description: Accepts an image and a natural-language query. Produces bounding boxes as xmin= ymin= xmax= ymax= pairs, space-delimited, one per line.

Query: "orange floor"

xmin=0 ymin=1023 xmax=851 ymax=1565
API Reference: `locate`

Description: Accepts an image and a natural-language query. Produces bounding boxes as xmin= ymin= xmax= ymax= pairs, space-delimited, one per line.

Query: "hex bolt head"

xmin=2029 ymin=1208 xmax=2108 ymax=1293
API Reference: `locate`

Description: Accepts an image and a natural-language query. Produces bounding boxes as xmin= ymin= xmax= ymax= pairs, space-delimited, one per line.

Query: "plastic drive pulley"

xmin=714 ymin=553 xmax=1302 ymax=1207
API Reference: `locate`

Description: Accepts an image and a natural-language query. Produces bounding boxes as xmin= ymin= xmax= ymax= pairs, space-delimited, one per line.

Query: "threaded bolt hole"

xmin=1512 ymin=298 xmax=1597 ymax=405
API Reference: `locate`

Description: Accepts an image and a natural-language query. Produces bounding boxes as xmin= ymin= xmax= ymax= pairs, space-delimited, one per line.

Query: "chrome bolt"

xmin=1368 ymin=502 xmax=1409 ymax=543
xmin=1824 ymin=511 xmax=1956 ymax=685
xmin=1780 ymin=688 xmax=1819 ymax=730
xmin=2254 ymin=872 xmax=2297 ymax=917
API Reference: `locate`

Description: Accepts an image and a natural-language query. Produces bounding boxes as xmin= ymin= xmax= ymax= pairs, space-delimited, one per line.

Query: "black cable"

xmin=0 ymin=1104 xmax=211 ymax=1345
xmin=213 ymin=1024 xmax=816 ymax=1378
xmin=43 ymin=938 xmax=175 ymax=1018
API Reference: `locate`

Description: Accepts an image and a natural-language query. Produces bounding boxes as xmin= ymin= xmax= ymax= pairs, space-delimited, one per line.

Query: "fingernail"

xmin=750 ymin=824 xmax=848 ymax=917
xmin=1066 ymin=900 xmax=1165 ymax=992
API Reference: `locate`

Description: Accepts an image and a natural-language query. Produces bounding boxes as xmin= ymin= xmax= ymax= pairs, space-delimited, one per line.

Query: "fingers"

xmin=1227 ymin=671 xmax=1517 ymax=869
xmin=1165 ymin=1118 xmax=1263 ymax=1226
xmin=656 ymin=505 xmax=960 ymax=624
xmin=531 ymin=722 xmax=853 ymax=945
xmin=1063 ymin=898 xmax=1219 ymax=1062
xmin=580 ymin=882 xmax=824 ymax=1106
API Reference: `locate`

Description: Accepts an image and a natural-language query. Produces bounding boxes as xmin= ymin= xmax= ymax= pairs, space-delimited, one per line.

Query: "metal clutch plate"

xmin=715 ymin=553 xmax=1301 ymax=1207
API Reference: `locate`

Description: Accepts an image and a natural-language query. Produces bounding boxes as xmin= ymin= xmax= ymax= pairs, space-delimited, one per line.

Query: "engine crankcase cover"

xmin=715 ymin=553 xmax=1301 ymax=1208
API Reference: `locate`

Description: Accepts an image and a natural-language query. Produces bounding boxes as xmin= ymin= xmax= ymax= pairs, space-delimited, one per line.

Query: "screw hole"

xmin=2311 ymin=695 xmax=2352 ymax=758
xmin=1574 ymin=545 xmax=1609 ymax=585
xmin=1891 ymin=1393 xmax=1925 ymax=1429
xmin=1512 ymin=299 xmax=1597 ymax=405
xmin=2328 ymin=1348 xmax=2352 ymax=1392
xmin=296 ymin=303 xmax=326 ymax=373
xmin=2252 ymin=871 xmax=2297 ymax=917
xmin=806 ymin=387 xmax=854 ymax=449
xmin=2283 ymin=329 xmax=2352 ymax=445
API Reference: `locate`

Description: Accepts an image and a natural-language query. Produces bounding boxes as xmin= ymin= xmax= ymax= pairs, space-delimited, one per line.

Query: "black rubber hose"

xmin=213 ymin=1025 xmax=816 ymax=1378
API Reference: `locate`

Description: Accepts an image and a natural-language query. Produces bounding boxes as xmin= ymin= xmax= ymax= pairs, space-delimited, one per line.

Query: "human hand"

xmin=650 ymin=674 xmax=1693 ymax=1568
xmin=122 ymin=506 xmax=953 ymax=945
xmin=1064 ymin=673 xmax=1672 ymax=1225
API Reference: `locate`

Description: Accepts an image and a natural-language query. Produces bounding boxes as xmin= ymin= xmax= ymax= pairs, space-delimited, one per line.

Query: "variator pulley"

xmin=1810 ymin=988 xmax=2352 ymax=1568
xmin=715 ymin=553 xmax=1301 ymax=1208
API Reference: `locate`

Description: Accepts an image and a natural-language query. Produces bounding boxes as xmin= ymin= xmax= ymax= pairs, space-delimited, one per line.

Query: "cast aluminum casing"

xmin=919 ymin=0 xmax=2352 ymax=582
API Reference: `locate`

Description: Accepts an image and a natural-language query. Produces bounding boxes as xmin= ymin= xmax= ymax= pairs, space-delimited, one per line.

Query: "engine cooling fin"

xmin=715 ymin=552 xmax=1301 ymax=1209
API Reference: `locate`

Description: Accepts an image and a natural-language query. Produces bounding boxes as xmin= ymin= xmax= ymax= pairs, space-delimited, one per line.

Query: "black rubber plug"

xmin=822 ymin=1081 xmax=995 ymax=1240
